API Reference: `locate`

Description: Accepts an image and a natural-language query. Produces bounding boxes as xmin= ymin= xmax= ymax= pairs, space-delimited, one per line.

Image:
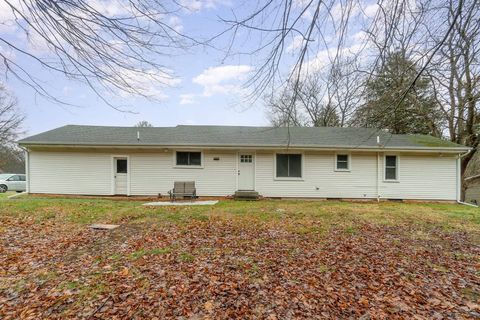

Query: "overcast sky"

xmin=1 ymin=0 xmax=378 ymax=137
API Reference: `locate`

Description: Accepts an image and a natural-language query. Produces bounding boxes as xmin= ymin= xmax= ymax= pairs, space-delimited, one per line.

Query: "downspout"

xmin=456 ymin=149 xmax=477 ymax=206
xmin=25 ymin=149 xmax=30 ymax=194
xmin=376 ymin=152 xmax=380 ymax=202
xmin=18 ymin=146 xmax=30 ymax=193
xmin=376 ymin=135 xmax=382 ymax=202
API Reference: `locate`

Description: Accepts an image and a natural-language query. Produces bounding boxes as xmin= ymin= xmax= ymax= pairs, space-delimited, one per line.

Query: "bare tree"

xmin=266 ymin=73 xmax=341 ymax=127
xmin=134 ymin=120 xmax=153 ymax=127
xmin=327 ymin=57 xmax=363 ymax=126
xmin=219 ymin=0 xmax=473 ymax=130
xmin=0 ymin=83 xmax=23 ymax=145
xmin=0 ymin=0 xmax=199 ymax=108
xmin=427 ymin=0 xmax=480 ymax=196
xmin=266 ymin=83 xmax=305 ymax=127
xmin=0 ymin=83 xmax=25 ymax=174
xmin=219 ymin=0 xmax=368 ymax=100
xmin=0 ymin=145 xmax=25 ymax=173
xmin=224 ymin=0 xmax=478 ymax=198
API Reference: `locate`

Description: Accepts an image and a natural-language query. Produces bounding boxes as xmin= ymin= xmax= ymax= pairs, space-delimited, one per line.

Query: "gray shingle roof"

xmin=18 ymin=125 xmax=468 ymax=150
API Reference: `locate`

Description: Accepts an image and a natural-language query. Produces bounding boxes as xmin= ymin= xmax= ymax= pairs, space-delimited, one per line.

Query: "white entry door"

xmin=238 ymin=153 xmax=255 ymax=190
xmin=114 ymin=158 xmax=128 ymax=195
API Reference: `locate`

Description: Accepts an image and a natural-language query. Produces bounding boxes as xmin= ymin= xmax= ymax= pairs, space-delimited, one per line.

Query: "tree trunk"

xmin=461 ymin=148 xmax=477 ymax=201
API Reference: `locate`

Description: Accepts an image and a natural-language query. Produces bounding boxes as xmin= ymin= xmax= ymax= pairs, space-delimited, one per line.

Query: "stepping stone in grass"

xmin=89 ymin=224 xmax=119 ymax=230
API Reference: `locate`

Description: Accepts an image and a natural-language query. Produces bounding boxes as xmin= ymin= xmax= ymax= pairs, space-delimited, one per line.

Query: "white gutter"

xmin=19 ymin=144 xmax=471 ymax=154
xmin=456 ymin=149 xmax=478 ymax=206
xmin=376 ymin=152 xmax=380 ymax=202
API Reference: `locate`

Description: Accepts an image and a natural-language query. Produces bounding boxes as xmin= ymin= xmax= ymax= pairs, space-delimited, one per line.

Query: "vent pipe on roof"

xmin=137 ymin=130 xmax=140 ymax=141
xmin=376 ymin=135 xmax=380 ymax=145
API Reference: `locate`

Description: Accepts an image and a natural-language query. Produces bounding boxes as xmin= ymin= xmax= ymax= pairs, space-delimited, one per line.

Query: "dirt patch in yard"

xmin=0 ymin=200 xmax=479 ymax=319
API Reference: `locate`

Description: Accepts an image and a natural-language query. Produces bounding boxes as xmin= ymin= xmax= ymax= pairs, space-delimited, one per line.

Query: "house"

xmin=465 ymin=175 xmax=480 ymax=205
xmin=18 ymin=125 xmax=470 ymax=201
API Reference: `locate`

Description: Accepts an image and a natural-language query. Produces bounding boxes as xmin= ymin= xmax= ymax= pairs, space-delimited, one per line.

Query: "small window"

xmin=7 ymin=175 xmax=19 ymax=181
xmin=116 ymin=159 xmax=128 ymax=173
xmin=176 ymin=151 xmax=201 ymax=166
xmin=19 ymin=175 xmax=26 ymax=181
xmin=276 ymin=154 xmax=302 ymax=178
xmin=336 ymin=154 xmax=349 ymax=170
xmin=385 ymin=155 xmax=398 ymax=180
xmin=240 ymin=155 xmax=253 ymax=163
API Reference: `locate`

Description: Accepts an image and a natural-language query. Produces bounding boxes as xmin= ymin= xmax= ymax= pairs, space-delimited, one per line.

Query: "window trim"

xmin=173 ymin=150 xmax=204 ymax=168
xmin=383 ymin=154 xmax=400 ymax=182
xmin=334 ymin=152 xmax=351 ymax=172
xmin=273 ymin=152 xmax=304 ymax=180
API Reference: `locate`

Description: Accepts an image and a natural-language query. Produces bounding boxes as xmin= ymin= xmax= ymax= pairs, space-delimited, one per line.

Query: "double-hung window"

xmin=335 ymin=154 xmax=350 ymax=171
xmin=176 ymin=151 xmax=202 ymax=166
xmin=276 ymin=154 xmax=302 ymax=178
xmin=385 ymin=155 xmax=398 ymax=180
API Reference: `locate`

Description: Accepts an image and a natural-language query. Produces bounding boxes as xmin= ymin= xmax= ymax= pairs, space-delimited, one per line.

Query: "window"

xmin=276 ymin=154 xmax=302 ymax=178
xmin=385 ymin=155 xmax=398 ymax=180
xmin=336 ymin=154 xmax=350 ymax=170
xmin=7 ymin=175 xmax=20 ymax=181
xmin=176 ymin=151 xmax=201 ymax=166
xmin=116 ymin=159 xmax=128 ymax=173
xmin=19 ymin=175 xmax=26 ymax=181
xmin=240 ymin=155 xmax=253 ymax=163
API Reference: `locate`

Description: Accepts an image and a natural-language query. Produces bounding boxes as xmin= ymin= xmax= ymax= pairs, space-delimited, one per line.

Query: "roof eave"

xmin=18 ymin=142 xmax=471 ymax=153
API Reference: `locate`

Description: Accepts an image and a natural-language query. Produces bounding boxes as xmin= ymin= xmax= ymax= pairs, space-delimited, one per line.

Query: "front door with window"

xmin=114 ymin=158 xmax=128 ymax=195
xmin=238 ymin=153 xmax=255 ymax=190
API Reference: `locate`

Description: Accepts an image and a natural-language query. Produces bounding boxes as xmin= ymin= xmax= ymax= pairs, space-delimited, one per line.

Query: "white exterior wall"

xmin=28 ymin=150 xmax=237 ymax=196
xmin=255 ymin=151 xmax=458 ymax=200
xmin=378 ymin=154 xmax=457 ymax=200
xmin=129 ymin=151 xmax=236 ymax=196
xmin=256 ymin=151 xmax=378 ymax=198
xmin=27 ymin=149 xmax=458 ymax=200
xmin=29 ymin=151 xmax=112 ymax=195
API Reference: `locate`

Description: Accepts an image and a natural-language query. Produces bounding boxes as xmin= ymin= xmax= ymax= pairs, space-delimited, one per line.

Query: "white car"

xmin=0 ymin=174 xmax=27 ymax=193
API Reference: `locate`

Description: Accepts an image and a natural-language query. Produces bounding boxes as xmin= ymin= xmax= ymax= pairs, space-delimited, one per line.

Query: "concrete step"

xmin=234 ymin=190 xmax=260 ymax=200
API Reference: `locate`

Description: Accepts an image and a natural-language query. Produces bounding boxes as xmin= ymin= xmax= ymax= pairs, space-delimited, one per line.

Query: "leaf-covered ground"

xmin=0 ymin=196 xmax=479 ymax=319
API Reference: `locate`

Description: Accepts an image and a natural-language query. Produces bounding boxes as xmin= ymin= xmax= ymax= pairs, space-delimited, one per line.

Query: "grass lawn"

xmin=0 ymin=191 xmax=15 ymax=200
xmin=0 ymin=196 xmax=479 ymax=319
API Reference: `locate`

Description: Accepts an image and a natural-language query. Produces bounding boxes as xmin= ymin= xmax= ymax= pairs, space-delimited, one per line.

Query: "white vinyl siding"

xmin=256 ymin=152 xmax=378 ymax=198
xmin=129 ymin=151 xmax=236 ymax=196
xmin=28 ymin=150 xmax=236 ymax=196
xmin=379 ymin=154 xmax=457 ymax=200
xmin=29 ymin=151 xmax=112 ymax=195
xmin=256 ymin=151 xmax=457 ymax=200
xmin=27 ymin=149 xmax=458 ymax=200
